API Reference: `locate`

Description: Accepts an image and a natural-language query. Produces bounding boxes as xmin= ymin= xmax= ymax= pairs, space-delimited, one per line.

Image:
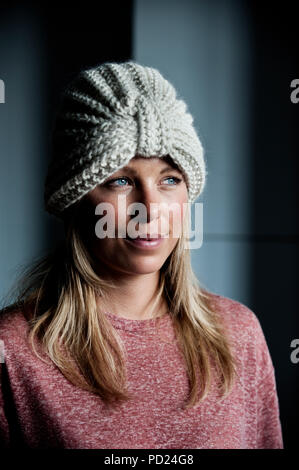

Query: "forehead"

xmin=124 ymin=154 xmax=181 ymax=171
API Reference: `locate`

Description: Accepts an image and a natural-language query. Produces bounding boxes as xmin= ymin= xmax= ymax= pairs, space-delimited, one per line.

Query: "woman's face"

xmin=77 ymin=155 xmax=188 ymax=277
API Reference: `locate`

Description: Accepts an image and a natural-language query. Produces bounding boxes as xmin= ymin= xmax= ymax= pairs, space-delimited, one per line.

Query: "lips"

xmin=126 ymin=234 xmax=166 ymax=240
xmin=124 ymin=235 xmax=165 ymax=250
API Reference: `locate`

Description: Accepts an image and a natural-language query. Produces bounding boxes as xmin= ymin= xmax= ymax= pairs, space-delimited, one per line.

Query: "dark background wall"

xmin=0 ymin=0 xmax=133 ymax=290
xmin=0 ymin=0 xmax=298 ymax=449
xmin=249 ymin=0 xmax=299 ymax=451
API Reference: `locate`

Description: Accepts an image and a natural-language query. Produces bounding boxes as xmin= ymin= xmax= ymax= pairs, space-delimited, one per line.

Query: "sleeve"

xmin=0 ymin=361 xmax=10 ymax=447
xmin=248 ymin=311 xmax=284 ymax=449
xmin=256 ymin=366 xmax=284 ymax=449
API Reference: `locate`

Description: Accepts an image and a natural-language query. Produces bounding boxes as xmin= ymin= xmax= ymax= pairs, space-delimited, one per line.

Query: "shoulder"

xmin=207 ymin=291 xmax=274 ymax=380
xmin=207 ymin=291 xmax=263 ymax=336
xmin=0 ymin=305 xmax=30 ymax=349
xmin=0 ymin=304 xmax=50 ymax=374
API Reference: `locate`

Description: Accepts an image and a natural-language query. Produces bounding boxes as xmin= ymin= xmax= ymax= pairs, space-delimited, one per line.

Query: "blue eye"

xmin=163 ymin=177 xmax=182 ymax=185
xmin=105 ymin=176 xmax=182 ymax=187
xmin=109 ymin=177 xmax=130 ymax=186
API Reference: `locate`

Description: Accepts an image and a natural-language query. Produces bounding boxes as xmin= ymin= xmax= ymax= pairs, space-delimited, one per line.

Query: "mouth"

xmin=124 ymin=234 xmax=167 ymax=250
xmin=125 ymin=233 xmax=168 ymax=241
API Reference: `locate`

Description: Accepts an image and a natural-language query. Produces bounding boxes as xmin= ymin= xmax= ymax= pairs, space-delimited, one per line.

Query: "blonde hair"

xmin=2 ymin=204 xmax=239 ymax=409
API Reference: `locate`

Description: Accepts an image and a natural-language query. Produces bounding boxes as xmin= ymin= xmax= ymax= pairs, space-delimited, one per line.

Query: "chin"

xmin=124 ymin=262 xmax=165 ymax=275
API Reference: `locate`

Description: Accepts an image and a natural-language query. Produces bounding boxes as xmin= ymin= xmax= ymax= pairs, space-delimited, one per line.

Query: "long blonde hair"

xmin=1 ymin=204 xmax=239 ymax=409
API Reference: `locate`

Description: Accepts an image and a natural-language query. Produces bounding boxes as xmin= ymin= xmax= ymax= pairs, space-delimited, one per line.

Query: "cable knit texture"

xmin=0 ymin=293 xmax=283 ymax=448
xmin=44 ymin=61 xmax=206 ymax=217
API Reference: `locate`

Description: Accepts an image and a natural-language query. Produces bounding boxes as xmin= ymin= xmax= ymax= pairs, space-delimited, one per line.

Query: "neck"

xmin=95 ymin=267 xmax=167 ymax=321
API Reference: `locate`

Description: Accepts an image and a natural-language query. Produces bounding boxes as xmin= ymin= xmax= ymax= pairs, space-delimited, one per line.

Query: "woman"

xmin=0 ymin=61 xmax=283 ymax=449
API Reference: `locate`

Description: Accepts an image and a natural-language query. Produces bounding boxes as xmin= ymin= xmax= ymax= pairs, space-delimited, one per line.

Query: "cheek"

xmin=164 ymin=197 xmax=188 ymax=238
xmin=169 ymin=207 xmax=184 ymax=237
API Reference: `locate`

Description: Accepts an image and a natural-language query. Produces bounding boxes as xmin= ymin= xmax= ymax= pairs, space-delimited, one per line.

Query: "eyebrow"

xmin=120 ymin=165 xmax=181 ymax=175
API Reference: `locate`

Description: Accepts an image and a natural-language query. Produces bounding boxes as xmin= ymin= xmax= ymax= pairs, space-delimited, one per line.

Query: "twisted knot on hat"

xmin=44 ymin=61 xmax=206 ymax=217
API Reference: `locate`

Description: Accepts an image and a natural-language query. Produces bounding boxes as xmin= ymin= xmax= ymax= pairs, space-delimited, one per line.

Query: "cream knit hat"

xmin=44 ymin=61 xmax=206 ymax=217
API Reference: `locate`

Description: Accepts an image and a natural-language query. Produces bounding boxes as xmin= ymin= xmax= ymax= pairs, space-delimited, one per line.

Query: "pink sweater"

xmin=0 ymin=293 xmax=283 ymax=449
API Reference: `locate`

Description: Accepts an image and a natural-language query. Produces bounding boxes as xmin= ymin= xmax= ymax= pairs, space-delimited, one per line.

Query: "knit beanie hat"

xmin=44 ymin=61 xmax=206 ymax=218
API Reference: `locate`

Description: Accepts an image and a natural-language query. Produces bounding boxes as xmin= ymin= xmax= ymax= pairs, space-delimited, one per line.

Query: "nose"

xmin=130 ymin=184 xmax=161 ymax=224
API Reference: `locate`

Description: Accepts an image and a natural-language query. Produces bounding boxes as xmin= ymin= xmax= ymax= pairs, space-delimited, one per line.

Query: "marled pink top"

xmin=0 ymin=293 xmax=283 ymax=449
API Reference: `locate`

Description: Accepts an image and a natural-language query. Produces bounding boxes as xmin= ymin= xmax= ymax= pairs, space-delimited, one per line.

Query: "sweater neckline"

xmin=103 ymin=310 xmax=171 ymax=333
